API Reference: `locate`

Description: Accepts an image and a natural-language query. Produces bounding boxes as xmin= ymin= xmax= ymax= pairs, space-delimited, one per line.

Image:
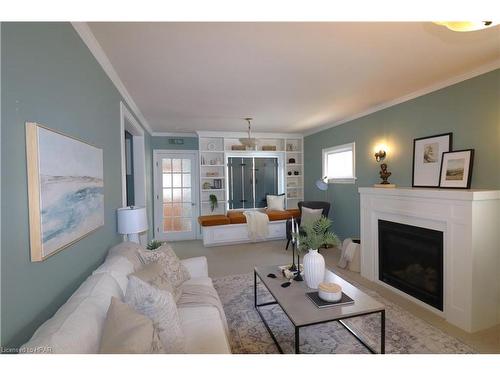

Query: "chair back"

xmin=298 ymin=201 xmax=331 ymax=217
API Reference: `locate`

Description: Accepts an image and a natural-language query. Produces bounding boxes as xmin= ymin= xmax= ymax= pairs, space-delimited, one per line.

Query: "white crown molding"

xmin=71 ymin=22 xmax=153 ymax=135
xmin=152 ymin=132 xmax=198 ymax=137
xmin=304 ymin=59 xmax=500 ymax=137
xmin=196 ymin=130 xmax=303 ymax=139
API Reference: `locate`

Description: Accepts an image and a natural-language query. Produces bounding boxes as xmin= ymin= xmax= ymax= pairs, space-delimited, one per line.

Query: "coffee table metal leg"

xmin=381 ymin=310 xmax=385 ymax=354
xmin=295 ymin=326 xmax=300 ymax=354
xmin=254 ymin=270 xmax=257 ymax=307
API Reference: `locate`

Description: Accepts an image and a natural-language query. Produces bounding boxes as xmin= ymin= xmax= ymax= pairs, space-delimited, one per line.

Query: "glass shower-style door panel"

xmin=228 ymin=157 xmax=254 ymax=209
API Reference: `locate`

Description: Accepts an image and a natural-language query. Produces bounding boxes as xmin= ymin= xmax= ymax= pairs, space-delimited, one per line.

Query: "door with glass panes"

xmin=154 ymin=151 xmax=198 ymax=241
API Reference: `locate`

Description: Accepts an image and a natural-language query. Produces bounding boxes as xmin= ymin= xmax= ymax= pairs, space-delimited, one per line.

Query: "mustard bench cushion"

xmin=197 ymin=215 xmax=231 ymax=227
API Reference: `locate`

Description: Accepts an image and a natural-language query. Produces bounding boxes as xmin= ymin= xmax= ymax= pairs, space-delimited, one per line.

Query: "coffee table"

xmin=254 ymin=265 xmax=385 ymax=354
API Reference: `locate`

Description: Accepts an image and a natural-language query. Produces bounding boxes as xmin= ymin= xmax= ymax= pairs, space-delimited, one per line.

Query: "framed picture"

xmin=412 ymin=132 xmax=452 ymax=187
xmin=439 ymin=149 xmax=474 ymax=189
xmin=26 ymin=122 xmax=104 ymax=262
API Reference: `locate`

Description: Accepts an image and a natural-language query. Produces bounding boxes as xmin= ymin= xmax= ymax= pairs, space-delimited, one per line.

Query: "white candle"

xmin=291 ymin=217 xmax=295 ymax=234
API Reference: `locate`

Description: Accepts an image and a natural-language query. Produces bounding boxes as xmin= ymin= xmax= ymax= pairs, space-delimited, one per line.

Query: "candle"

xmin=295 ymin=221 xmax=300 ymax=248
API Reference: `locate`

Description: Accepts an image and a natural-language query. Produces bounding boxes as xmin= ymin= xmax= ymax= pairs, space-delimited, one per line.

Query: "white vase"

xmin=303 ymin=249 xmax=325 ymax=289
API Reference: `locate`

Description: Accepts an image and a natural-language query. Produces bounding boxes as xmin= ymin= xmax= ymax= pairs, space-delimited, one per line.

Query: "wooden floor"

xmin=170 ymin=238 xmax=500 ymax=354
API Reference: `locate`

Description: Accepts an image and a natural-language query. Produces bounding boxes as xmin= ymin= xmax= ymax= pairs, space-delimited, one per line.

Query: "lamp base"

xmin=126 ymin=233 xmax=141 ymax=244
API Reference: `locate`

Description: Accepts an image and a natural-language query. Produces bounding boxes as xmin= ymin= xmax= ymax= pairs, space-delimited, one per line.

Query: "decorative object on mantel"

xmin=25 ymin=122 xmax=104 ymax=262
xmin=412 ymin=133 xmax=452 ymax=187
xmin=286 ymin=143 xmax=297 ymax=151
xmin=238 ymin=117 xmax=257 ymax=150
xmin=439 ymin=149 xmax=474 ymax=189
xmin=373 ymin=143 xmax=396 ymax=188
xmin=202 ymin=182 xmax=212 ymax=190
xmin=288 ymin=158 xmax=296 ymax=164
xmin=262 ymin=145 xmax=277 ymax=151
xmin=297 ymin=217 xmax=339 ymax=289
xmin=117 ymin=206 xmax=148 ymax=244
xmin=209 ymin=194 xmax=218 ymax=212
xmin=287 ymin=171 xmax=292 ymax=176
xmin=293 ymin=170 xmax=300 ymax=176
xmin=206 ymin=171 xmax=219 ymax=177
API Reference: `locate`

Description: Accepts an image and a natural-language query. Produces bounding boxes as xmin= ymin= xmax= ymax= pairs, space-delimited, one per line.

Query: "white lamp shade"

xmin=315 ymin=178 xmax=328 ymax=191
xmin=117 ymin=206 xmax=148 ymax=234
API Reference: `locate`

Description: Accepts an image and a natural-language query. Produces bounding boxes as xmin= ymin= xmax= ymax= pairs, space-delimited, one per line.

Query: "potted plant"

xmin=296 ymin=217 xmax=339 ymax=289
xmin=146 ymin=240 xmax=164 ymax=250
xmin=209 ymin=194 xmax=218 ymax=212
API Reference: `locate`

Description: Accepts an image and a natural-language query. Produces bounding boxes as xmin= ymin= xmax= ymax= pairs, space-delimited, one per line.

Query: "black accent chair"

xmin=286 ymin=201 xmax=331 ymax=250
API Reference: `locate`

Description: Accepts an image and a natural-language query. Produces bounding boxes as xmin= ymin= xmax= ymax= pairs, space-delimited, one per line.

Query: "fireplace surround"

xmin=359 ymin=187 xmax=500 ymax=332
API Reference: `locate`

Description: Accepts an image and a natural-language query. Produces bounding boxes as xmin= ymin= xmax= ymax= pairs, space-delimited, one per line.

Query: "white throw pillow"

xmin=300 ymin=206 xmax=324 ymax=228
xmin=266 ymin=195 xmax=285 ymax=211
xmin=138 ymin=244 xmax=190 ymax=290
xmin=125 ymin=276 xmax=185 ymax=353
xmin=107 ymin=241 xmax=144 ymax=271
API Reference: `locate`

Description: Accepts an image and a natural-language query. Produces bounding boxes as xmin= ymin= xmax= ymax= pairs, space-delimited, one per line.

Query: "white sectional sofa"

xmin=21 ymin=244 xmax=231 ymax=354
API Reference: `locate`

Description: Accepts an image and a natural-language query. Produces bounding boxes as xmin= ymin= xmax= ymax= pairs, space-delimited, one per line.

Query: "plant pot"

xmin=303 ymin=249 xmax=325 ymax=289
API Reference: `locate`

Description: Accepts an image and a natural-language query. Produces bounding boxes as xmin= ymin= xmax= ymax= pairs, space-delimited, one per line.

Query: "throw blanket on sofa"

xmin=243 ymin=210 xmax=269 ymax=241
xmin=178 ymin=285 xmax=229 ymax=335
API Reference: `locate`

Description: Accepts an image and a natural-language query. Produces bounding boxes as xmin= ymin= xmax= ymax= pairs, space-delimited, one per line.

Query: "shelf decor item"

xmin=209 ymin=194 xmax=218 ymax=212
xmin=439 ymin=149 xmax=474 ymax=189
xmin=288 ymin=158 xmax=296 ymax=164
xmin=412 ymin=133 xmax=452 ymax=187
xmin=25 ymin=122 xmax=104 ymax=262
xmin=297 ymin=217 xmax=339 ymax=289
xmin=262 ymin=145 xmax=277 ymax=151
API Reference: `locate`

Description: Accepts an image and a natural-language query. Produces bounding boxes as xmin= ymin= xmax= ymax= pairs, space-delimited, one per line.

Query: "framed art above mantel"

xmin=412 ymin=132 xmax=452 ymax=188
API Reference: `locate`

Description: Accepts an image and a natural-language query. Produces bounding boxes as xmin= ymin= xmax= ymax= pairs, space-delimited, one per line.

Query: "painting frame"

xmin=412 ymin=132 xmax=453 ymax=188
xmin=439 ymin=149 xmax=474 ymax=189
xmin=26 ymin=122 xmax=104 ymax=262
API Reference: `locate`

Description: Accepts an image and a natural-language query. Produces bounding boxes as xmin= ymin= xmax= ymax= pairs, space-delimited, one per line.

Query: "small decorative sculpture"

xmin=379 ymin=163 xmax=392 ymax=185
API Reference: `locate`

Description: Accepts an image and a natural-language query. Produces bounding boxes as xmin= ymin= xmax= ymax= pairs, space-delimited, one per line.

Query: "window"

xmin=322 ymin=142 xmax=356 ymax=183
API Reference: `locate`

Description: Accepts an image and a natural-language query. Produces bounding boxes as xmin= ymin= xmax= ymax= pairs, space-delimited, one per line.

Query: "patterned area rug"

xmin=213 ymin=273 xmax=474 ymax=354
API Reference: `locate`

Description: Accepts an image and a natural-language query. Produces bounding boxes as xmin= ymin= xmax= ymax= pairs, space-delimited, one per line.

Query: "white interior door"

xmin=154 ymin=151 xmax=199 ymax=241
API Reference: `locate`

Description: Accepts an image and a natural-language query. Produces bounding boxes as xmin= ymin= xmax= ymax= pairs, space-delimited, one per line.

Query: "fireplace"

xmin=378 ymin=220 xmax=443 ymax=311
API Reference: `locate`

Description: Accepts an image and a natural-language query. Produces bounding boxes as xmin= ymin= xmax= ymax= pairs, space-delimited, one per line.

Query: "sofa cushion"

xmin=107 ymin=241 xmax=144 ymax=271
xmin=93 ymin=255 xmax=134 ymax=295
xmin=99 ymin=297 xmax=164 ymax=354
xmin=130 ymin=261 xmax=179 ymax=301
xmin=138 ymin=244 xmax=190 ymax=293
xmin=125 ymin=276 xmax=185 ymax=353
xmin=182 ymin=276 xmax=213 ymax=288
xmin=227 ymin=211 xmax=246 ymax=224
xmin=21 ymin=273 xmax=123 ymax=354
xmin=198 ymin=214 xmax=231 ymax=226
xmin=178 ymin=305 xmax=231 ymax=354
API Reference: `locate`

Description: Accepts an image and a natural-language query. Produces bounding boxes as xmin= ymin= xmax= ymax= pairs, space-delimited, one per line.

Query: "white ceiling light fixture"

xmin=239 ymin=117 xmax=257 ymax=150
xmin=434 ymin=21 xmax=497 ymax=32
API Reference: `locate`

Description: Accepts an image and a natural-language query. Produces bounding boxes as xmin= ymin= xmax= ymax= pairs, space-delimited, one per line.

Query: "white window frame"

xmin=322 ymin=142 xmax=357 ymax=184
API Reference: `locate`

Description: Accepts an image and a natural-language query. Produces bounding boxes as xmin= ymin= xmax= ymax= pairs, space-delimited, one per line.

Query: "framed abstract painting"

xmin=26 ymin=122 xmax=104 ymax=261
xmin=412 ymin=132 xmax=452 ymax=187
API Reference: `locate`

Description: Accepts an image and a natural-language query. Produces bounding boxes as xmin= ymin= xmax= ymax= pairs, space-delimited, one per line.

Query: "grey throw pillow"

xmin=300 ymin=206 xmax=324 ymax=228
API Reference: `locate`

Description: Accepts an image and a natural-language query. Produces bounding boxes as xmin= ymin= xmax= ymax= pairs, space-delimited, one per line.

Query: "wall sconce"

xmin=374 ymin=149 xmax=386 ymax=162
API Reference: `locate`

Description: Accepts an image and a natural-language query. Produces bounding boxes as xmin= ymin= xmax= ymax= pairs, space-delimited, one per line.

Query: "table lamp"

xmin=117 ymin=206 xmax=148 ymax=244
xmin=315 ymin=176 xmax=329 ymax=201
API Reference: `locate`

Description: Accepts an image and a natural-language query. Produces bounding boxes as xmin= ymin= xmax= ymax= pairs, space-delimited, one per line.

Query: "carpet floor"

xmin=213 ymin=273 xmax=474 ymax=354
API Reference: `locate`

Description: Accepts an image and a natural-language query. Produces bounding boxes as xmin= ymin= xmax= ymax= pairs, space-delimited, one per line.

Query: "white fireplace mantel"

xmin=359 ymin=187 xmax=500 ymax=333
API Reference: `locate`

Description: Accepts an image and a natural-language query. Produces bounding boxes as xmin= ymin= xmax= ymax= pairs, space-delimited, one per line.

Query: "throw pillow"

xmin=99 ymin=297 xmax=164 ymax=354
xmin=301 ymin=206 xmax=324 ymax=228
xmin=137 ymin=244 xmax=190 ymax=291
xmin=266 ymin=194 xmax=285 ymax=211
xmin=130 ymin=261 xmax=180 ymax=302
xmin=125 ymin=276 xmax=185 ymax=353
xmin=107 ymin=241 xmax=144 ymax=271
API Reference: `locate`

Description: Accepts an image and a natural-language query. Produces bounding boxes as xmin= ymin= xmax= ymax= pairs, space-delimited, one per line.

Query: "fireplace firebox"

xmin=378 ymin=220 xmax=443 ymax=311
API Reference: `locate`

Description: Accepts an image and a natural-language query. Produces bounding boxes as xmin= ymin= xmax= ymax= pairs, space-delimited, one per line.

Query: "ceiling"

xmin=88 ymin=22 xmax=500 ymax=134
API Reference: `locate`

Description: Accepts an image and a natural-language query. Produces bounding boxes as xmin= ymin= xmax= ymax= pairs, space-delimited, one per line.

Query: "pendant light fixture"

xmin=239 ymin=117 xmax=257 ymax=150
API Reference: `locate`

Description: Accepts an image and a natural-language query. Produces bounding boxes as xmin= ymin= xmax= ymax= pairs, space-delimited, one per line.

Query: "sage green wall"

xmin=304 ymin=69 xmax=500 ymax=240
xmin=1 ymin=23 xmax=153 ymax=347
xmin=151 ymin=136 xmax=199 ymax=150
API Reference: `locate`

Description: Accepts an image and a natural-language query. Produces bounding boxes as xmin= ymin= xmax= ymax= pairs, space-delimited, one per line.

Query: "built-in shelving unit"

xmin=198 ymin=132 xmax=303 ymax=215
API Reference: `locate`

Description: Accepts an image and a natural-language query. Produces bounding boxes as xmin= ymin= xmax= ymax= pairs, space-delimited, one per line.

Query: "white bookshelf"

xmin=198 ymin=132 xmax=303 ymax=214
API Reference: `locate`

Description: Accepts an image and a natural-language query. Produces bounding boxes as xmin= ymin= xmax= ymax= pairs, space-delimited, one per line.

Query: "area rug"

xmin=213 ymin=273 xmax=474 ymax=354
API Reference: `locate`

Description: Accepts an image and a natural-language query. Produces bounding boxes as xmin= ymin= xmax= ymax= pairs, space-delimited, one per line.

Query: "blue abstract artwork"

xmin=27 ymin=123 xmax=104 ymax=260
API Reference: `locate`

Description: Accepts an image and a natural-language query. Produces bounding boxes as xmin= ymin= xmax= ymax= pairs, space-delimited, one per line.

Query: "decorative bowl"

xmin=318 ymin=282 xmax=342 ymax=302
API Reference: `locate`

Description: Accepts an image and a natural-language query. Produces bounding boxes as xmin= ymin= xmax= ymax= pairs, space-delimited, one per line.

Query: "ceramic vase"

xmin=303 ymin=249 xmax=325 ymax=289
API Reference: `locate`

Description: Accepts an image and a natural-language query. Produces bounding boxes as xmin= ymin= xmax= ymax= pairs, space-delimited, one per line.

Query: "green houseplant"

xmin=146 ymin=240 xmax=164 ymax=250
xmin=209 ymin=194 xmax=218 ymax=212
xmin=295 ymin=216 xmax=339 ymax=288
